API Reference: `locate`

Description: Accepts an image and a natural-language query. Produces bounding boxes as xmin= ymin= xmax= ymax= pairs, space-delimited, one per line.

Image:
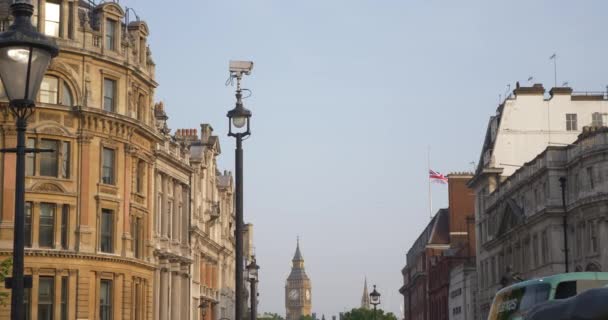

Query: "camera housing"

xmin=229 ymin=60 xmax=254 ymax=76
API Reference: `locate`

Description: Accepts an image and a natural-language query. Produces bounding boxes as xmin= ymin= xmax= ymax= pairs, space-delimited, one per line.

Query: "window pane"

xmin=38 ymin=276 xmax=54 ymax=320
xmin=40 ymin=76 xmax=59 ymax=104
xmin=40 ymin=139 xmax=59 ymax=177
xmin=24 ymin=287 xmax=31 ymax=320
xmin=62 ymin=83 xmax=73 ymax=106
xmin=61 ymin=204 xmax=68 ymax=249
xmin=44 ymin=2 xmax=60 ymax=37
xmin=103 ymin=79 xmax=116 ymax=112
xmin=39 ymin=203 xmax=55 ymax=248
xmin=25 ymin=202 xmax=32 ymax=247
xmin=100 ymin=209 xmax=113 ymax=253
xmin=105 ymin=19 xmax=115 ymax=50
xmin=61 ymin=276 xmax=68 ymax=320
xmin=26 ymin=138 xmax=35 ymax=176
xmin=61 ymin=141 xmax=70 ymax=179
xmin=102 ymin=148 xmax=115 ymax=185
xmin=100 ymin=280 xmax=112 ymax=320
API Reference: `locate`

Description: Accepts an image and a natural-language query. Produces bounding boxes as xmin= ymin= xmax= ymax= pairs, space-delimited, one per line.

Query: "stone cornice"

xmin=76 ymin=106 xmax=163 ymax=145
xmin=0 ymin=250 xmax=156 ymax=271
xmin=58 ymin=45 xmax=158 ymax=88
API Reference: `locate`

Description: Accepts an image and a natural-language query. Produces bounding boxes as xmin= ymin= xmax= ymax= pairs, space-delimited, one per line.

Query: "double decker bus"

xmin=487 ymin=272 xmax=608 ymax=320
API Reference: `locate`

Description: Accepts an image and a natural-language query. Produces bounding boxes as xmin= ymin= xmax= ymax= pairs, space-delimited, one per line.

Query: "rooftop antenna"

xmin=550 ymin=53 xmax=558 ymax=88
xmin=527 ymin=76 xmax=534 ymax=85
xmin=562 ymin=81 xmax=569 ymax=87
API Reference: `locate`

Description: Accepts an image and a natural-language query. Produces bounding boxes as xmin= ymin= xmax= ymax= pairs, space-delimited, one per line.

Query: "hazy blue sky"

xmin=119 ymin=0 xmax=608 ymax=317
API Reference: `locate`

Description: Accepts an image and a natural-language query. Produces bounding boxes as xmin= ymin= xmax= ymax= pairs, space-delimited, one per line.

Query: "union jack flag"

xmin=429 ymin=170 xmax=448 ymax=184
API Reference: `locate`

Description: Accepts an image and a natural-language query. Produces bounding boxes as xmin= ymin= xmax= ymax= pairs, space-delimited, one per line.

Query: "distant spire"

xmin=361 ymin=277 xmax=370 ymax=309
xmin=293 ymin=237 xmax=303 ymax=261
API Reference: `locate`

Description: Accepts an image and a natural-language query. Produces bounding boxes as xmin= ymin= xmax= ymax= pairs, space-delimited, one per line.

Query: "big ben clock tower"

xmin=285 ymin=239 xmax=312 ymax=320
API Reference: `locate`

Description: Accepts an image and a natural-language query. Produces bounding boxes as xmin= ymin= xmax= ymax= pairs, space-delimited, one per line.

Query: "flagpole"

xmin=428 ymin=146 xmax=432 ymax=220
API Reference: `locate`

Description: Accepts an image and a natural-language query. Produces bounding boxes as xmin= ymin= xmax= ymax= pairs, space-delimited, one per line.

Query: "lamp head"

xmin=0 ymin=1 xmax=58 ymax=106
xmin=370 ymin=285 xmax=381 ymax=306
xmin=247 ymin=256 xmax=260 ymax=282
xmin=227 ymin=90 xmax=252 ymax=136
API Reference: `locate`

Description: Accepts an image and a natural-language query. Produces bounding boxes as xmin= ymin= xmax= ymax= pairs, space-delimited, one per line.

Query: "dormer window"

xmin=106 ymin=19 xmax=117 ymax=51
xmin=44 ymin=1 xmax=61 ymax=37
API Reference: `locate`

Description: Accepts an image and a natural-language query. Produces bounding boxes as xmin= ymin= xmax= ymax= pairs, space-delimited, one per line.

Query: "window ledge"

xmin=29 ymin=176 xmax=73 ymax=183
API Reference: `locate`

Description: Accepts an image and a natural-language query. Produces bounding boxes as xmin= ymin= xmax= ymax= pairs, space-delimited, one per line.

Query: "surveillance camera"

xmin=229 ymin=60 xmax=254 ymax=76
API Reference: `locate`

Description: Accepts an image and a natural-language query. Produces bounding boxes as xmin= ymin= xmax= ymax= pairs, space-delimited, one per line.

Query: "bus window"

xmin=488 ymin=283 xmax=551 ymax=320
xmin=555 ymin=281 xmax=576 ymax=299
xmin=555 ymin=280 xmax=608 ymax=299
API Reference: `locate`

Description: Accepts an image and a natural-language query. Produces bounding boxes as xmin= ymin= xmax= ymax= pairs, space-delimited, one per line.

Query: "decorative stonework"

xmin=31 ymin=182 xmax=65 ymax=194
xmin=39 ymin=111 xmax=62 ymax=123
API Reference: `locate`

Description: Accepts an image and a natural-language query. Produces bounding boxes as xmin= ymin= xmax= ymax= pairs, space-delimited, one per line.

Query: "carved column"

xmin=160 ymin=265 xmax=169 ymax=320
xmin=173 ymin=183 xmax=180 ymax=242
xmin=161 ymin=174 xmax=168 ymax=238
xmin=181 ymin=265 xmax=190 ymax=320
xmin=1 ymin=126 xmax=16 ymax=225
xmin=123 ymin=145 xmax=136 ymax=257
xmin=171 ymin=266 xmax=181 ymax=320
xmin=77 ymin=134 xmax=94 ymax=252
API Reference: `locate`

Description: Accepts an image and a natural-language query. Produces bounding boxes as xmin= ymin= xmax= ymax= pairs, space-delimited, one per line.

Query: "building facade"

xmin=447 ymin=263 xmax=476 ymax=320
xmin=0 ymin=1 xmax=244 ymax=319
xmin=400 ymin=174 xmax=476 ymax=320
xmin=470 ymin=84 xmax=608 ymax=319
xmin=0 ymin=1 xmax=159 ymax=319
xmin=285 ymin=241 xmax=311 ymax=320
xmin=472 ymin=126 xmax=608 ymax=319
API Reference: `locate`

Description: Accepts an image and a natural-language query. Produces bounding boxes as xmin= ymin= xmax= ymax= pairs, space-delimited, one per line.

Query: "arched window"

xmin=39 ymin=76 xmax=75 ymax=106
xmin=62 ymin=83 xmax=74 ymax=106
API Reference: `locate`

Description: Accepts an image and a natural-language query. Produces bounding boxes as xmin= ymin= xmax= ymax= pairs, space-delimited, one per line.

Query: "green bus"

xmin=487 ymin=272 xmax=608 ymax=320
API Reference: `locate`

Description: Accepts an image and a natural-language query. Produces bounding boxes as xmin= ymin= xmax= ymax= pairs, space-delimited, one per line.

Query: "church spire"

xmin=361 ymin=277 xmax=370 ymax=309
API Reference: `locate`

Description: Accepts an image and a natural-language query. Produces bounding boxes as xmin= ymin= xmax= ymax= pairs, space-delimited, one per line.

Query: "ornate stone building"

xmin=178 ymin=125 xmax=238 ymax=320
xmin=0 ymin=1 xmax=243 ymax=320
xmin=285 ymin=240 xmax=311 ymax=320
xmin=473 ymin=126 xmax=608 ymax=319
xmin=470 ymin=84 xmax=608 ymax=319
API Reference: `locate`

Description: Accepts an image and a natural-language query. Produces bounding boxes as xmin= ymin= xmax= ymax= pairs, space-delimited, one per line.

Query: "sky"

xmin=116 ymin=0 xmax=608 ymax=317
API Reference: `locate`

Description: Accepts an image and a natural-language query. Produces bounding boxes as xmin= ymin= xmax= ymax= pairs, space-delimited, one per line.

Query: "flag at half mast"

xmin=429 ymin=169 xmax=448 ymax=184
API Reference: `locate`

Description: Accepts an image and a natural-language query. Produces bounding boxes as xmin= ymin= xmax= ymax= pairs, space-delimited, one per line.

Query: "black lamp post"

xmin=559 ymin=177 xmax=569 ymax=273
xmin=370 ymin=285 xmax=381 ymax=320
xmin=227 ymin=64 xmax=252 ymax=320
xmin=247 ymin=256 xmax=259 ymax=320
xmin=0 ymin=2 xmax=58 ymax=320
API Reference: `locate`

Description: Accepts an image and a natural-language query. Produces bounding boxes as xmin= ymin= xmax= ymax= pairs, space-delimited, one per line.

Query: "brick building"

xmin=400 ymin=174 xmax=476 ymax=320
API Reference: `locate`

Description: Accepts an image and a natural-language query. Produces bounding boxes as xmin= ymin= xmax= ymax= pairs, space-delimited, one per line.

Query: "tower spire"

xmin=361 ymin=277 xmax=370 ymax=309
xmin=293 ymin=237 xmax=303 ymax=261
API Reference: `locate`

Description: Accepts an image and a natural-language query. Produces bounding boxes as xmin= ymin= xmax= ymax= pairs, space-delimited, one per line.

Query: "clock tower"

xmin=285 ymin=239 xmax=312 ymax=320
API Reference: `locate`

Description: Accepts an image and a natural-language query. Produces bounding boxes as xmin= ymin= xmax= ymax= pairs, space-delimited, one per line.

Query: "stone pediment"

xmin=497 ymin=199 xmax=525 ymax=237
xmin=32 ymin=123 xmax=73 ymax=137
xmin=31 ymin=182 xmax=66 ymax=194
xmin=128 ymin=21 xmax=150 ymax=36
xmin=96 ymin=2 xmax=125 ymax=18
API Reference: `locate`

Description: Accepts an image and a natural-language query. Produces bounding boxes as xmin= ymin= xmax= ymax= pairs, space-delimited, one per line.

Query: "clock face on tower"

xmin=289 ymin=289 xmax=299 ymax=301
xmin=305 ymin=289 xmax=311 ymax=301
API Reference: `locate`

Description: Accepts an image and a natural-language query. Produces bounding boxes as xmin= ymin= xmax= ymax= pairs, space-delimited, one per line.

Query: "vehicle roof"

xmin=496 ymin=272 xmax=608 ymax=295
